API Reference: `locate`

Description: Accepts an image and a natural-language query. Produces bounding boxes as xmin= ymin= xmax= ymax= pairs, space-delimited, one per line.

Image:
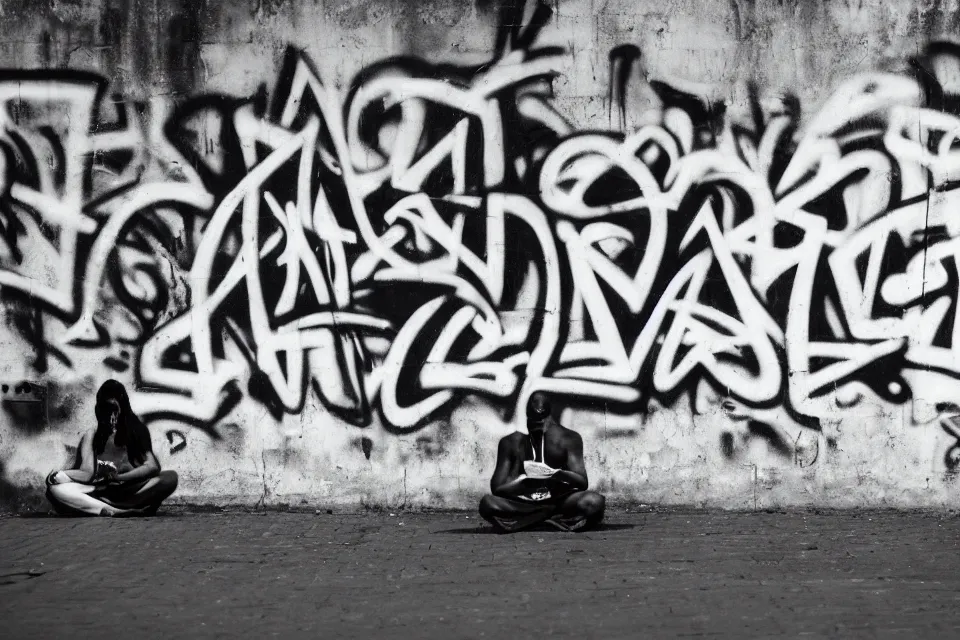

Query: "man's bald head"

xmin=526 ymin=392 xmax=551 ymax=432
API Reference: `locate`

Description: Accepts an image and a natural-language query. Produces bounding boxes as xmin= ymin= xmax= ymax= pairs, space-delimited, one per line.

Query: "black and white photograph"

xmin=1 ymin=1 xmax=959 ymax=637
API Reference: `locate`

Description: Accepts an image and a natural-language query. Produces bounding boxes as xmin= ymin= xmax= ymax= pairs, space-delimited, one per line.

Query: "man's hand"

xmin=550 ymin=469 xmax=588 ymax=490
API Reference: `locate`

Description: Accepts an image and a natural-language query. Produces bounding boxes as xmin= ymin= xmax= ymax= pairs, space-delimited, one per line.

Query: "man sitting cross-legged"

xmin=478 ymin=392 xmax=605 ymax=532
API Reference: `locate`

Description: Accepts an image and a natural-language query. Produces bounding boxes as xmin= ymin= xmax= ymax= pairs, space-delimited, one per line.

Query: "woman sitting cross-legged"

xmin=45 ymin=379 xmax=178 ymax=517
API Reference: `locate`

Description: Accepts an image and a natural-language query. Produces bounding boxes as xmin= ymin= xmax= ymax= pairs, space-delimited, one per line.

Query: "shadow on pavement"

xmin=0 ymin=570 xmax=46 ymax=586
xmin=13 ymin=511 xmax=183 ymax=519
xmin=434 ymin=522 xmax=638 ymax=534
xmin=433 ymin=525 xmax=501 ymax=534
xmin=591 ymin=523 xmax=638 ymax=531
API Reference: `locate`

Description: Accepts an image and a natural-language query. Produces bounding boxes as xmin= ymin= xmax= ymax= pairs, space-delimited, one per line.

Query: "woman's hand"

xmin=98 ymin=468 xmax=120 ymax=485
xmin=94 ymin=463 xmax=121 ymax=487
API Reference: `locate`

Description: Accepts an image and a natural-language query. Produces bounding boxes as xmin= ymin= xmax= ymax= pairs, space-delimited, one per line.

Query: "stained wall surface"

xmin=2 ymin=0 xmax=960 ymax=510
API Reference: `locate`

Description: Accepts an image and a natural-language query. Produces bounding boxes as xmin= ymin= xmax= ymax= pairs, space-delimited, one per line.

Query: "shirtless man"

xmin=478 ymin=392 xmax=605 ymax=532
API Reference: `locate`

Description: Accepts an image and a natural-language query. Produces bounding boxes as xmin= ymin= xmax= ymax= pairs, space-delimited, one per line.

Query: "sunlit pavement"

xmin=2 ymin=508 xmax=959 ymax=638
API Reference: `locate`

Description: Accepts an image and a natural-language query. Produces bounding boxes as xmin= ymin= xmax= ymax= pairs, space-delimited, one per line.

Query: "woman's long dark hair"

xmin=92 ymin=380 xmax=154 ymax=466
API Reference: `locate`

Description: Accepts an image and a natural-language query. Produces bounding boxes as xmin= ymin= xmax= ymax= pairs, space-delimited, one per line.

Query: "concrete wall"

xmin=3 ymin=0 xmax=960 ymax=511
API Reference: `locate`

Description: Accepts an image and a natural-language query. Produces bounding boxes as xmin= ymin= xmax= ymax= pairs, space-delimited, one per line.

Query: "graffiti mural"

xmin=4 ymin=1 xmax=960 ymax=496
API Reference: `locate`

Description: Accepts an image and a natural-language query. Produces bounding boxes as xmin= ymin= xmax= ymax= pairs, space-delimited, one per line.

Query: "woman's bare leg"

xmin=104 ymin=471 xmax=179 ymax=515
xmin=47 ymin=483 xmax=123 ymax=517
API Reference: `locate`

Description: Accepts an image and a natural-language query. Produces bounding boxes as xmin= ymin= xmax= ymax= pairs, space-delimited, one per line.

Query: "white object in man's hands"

xmin=524 ymin=460 xmax=556 ymax=478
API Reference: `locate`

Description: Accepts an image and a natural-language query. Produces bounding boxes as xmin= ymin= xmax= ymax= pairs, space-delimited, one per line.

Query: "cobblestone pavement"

xmin=2 ymin=508 xmax=960 ymax=638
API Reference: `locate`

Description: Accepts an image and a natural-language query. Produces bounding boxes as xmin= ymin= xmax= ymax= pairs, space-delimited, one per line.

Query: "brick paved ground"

xmin=2 ymin=508 xmax=960 ymax=638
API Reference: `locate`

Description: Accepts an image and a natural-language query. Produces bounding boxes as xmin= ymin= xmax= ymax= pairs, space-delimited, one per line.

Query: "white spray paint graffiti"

xmin=3 ymin=6 xmax=960 ymax=485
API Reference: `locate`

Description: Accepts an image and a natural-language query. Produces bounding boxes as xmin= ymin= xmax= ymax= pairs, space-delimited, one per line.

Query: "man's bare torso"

xmin=499 ymin=423 xmax=579 ymax=476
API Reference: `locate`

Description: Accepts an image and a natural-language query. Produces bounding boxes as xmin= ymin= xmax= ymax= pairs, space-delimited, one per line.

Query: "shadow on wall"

xmin=1 ymin=382 xmax=48 ymax=434
xmin=0 ymin=461 xmax=46 ymax=513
